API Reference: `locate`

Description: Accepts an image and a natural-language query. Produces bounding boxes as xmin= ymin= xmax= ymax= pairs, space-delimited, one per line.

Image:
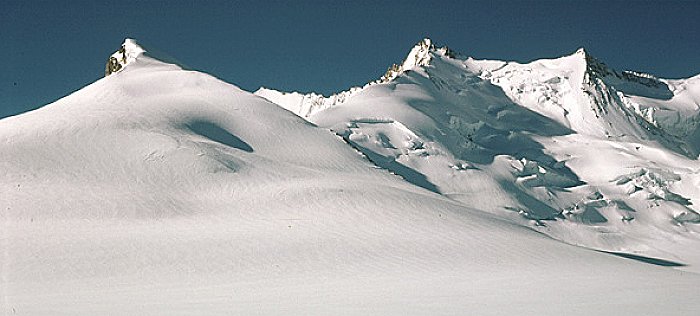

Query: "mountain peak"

xmin=573 ymin=48 xmax=667 ymax=89
xmin=380 ymin=37 xmax=454 ymax=82
xmin=105 ymin=38 xmax=146 ymax=76
xmin=565 ymin=47 xmax=615 ymax=78
xmin=402 ymin=38 xmax=435 ymax=70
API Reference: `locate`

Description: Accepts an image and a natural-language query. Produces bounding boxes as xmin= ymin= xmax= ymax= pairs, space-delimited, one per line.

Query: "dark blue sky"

xmin=2 ymin=0 xmax=698 ymax=118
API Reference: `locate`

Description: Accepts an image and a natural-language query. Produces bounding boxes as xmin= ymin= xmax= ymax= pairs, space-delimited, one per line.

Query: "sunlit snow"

xmin=3 ymin=39 xmax=699 ymax=315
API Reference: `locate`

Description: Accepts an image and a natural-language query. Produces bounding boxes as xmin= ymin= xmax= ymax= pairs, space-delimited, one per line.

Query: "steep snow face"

xmin=261 ymin=40 xmax=700 ymax=269
xmin=5 ymin=39 xmax=700 ymax=315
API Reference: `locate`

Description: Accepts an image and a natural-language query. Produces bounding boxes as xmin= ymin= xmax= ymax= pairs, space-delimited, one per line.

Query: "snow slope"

xmin=2 ymin=39 xmax=700 ymax=315
xmin=258 ymin=39 xmax=700 ymax=272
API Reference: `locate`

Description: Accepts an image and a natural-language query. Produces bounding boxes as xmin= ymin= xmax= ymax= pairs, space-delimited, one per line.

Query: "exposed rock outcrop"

xmin=104 ymin=39 xmax=146 ymax=77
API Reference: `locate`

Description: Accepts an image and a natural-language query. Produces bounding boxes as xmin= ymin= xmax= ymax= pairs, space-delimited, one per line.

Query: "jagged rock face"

xmin=105 ymin=46 xmax=126 ymax=76
xmin=584 ymin=51 xmax=616 ymax=78
xmin=574 ymin=50 xmax=696 ymax=155
xmin=583 ymin=50 xmax=667 ymax=89
xmin=104 ymin=39 xmax=146 ymax=77
xmin=381 ymin=38 xmax=436 ymax=82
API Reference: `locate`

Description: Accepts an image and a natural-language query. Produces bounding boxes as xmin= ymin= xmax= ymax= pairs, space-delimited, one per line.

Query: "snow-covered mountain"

xmin=3 ymin=39 xmax=700 ymax=315
xmin=258 ymin=38 xmax=700 ymax=264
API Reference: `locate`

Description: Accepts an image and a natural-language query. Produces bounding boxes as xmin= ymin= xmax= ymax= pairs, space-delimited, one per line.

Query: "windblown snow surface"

xmin=2 ymin=39 xmax=700 ymax=315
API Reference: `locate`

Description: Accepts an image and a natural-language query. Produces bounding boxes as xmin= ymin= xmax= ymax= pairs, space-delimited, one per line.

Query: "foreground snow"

xmin=2 ymin=39 xmax=700 ymax=315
